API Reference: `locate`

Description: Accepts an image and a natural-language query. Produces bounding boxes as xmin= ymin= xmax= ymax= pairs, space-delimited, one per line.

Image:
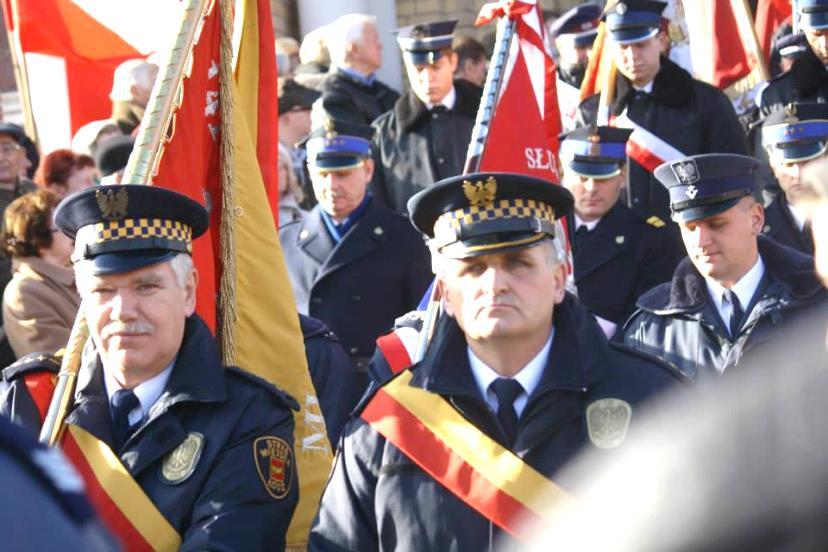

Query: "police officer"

xmin=280 ymin=119 xmax=432 ymax=408
xmin=621 ymin=154 xmax=827 ymax=381
xmin=560 ymin=125 xmax=677 ymax=337
xmin=577 ymin=0 xmax=746 ymax=243
xmin=760 ymin=102 xmax=828 ymax=255
xmin=371 ymin=20 xmax=482 ymax=214
xmin=309 ymin=172 xmax=684 ymax=551
xmin=1 ymin=185 xmax=299 ymax=549
xmin=550 ymin=4 xmax=602 ymax=131
xmin=758 ymin=0 xmax=828 ymax=114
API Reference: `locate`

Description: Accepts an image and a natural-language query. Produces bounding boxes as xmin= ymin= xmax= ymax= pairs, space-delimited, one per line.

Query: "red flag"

xmin=1 ymin=0 xmax=181 ymax=152
xmin=475 ymin=1 xmax=562 ymax=181
xmin=756 ymin=0 xmax=792 ymax=60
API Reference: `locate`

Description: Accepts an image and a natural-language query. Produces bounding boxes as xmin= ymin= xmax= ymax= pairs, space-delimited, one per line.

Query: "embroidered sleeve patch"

xmin=254 ymin=436 xmax=294 ymax=500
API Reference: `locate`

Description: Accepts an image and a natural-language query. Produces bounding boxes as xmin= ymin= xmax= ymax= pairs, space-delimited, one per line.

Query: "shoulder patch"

xmin=253 ymin=436 xmax=294 ymax=500
xmin=3 ymin=351 xmax=62 ymax=382
xmin=646 ymin=215 xmax=666 ymax=228
xmin=586 ymin=398 xmax=632 ymax=449
xmin=224 ymin=366 xmax=300 ymax=411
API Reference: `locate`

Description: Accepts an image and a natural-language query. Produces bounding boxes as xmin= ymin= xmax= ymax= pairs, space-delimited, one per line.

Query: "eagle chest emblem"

xmin=95 ymin=188 xmax=129 ymax=221
xmin=462 ymin=176 xmax=497 ymax=207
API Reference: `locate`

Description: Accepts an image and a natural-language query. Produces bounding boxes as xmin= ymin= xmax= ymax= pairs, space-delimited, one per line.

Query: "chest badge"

xmin=254 ymin=436 xmax=294 ymax=500
xmin=586 ymin=398 xmax=632 ymax=449
xmin=161 ymin=432 xmax=205 ymax=484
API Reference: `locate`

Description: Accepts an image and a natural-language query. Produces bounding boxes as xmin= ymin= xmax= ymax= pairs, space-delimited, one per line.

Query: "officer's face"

xmin=355 ymin=23 xmax=383 ymax=72
xmin=555 ymin=36 xmax=591 ymax=71
xmin=804 ymin=27 xmax=828 ymax=64
xmin=562 ymin=167 xmax=625 ymax=221
xmin=770 ymin=150 xmax=828 ymax=206
xmin=81 ymin=260 xmax=197 ymax=388
xmin=612 ymin=33 xmax=661 ymax=87
xmin=405 ymin=51 xmax=458 ymax=105
xmin=679 ymin=197 xmax=764 ymax=287
xmin=310 ymin=159 xmax=373 ymax=221
xmin=439 ymin=242 xmax=566 ymax=346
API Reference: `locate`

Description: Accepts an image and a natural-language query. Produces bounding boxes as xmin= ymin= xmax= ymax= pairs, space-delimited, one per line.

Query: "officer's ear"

xmin=361 ymin=158 xmax=375 ymax=181
xmin=747 ymin=197 xmax=765 ymax=237
xmin=184 ymin=267 xmax=198 ymax=316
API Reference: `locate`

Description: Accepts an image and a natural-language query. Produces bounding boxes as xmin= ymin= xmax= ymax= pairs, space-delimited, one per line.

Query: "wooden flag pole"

xmin=5 ymin=0 xmax=39 ymax=149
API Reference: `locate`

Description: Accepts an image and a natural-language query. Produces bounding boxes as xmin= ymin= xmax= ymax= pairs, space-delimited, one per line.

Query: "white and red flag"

xmin=1 ymin=0 xmax=182 ymax=152
xmin=474 ymin=0 xmax=562 ymax=182
xmin=614 ymin=111 xmax=686 ymax=173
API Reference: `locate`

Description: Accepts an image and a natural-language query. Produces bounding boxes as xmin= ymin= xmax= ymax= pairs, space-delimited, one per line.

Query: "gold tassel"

xmin=218 ymin=0 xmax=237 ymax=365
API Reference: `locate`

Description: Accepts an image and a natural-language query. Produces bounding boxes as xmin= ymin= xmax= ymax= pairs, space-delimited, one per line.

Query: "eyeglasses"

xmin=0 ymin=143 xmax=21 ymax=155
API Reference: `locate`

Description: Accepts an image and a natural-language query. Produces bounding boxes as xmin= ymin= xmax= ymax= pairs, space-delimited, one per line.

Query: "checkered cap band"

xmin=433 ymin=198 xmax=556 ymax=242
xmin=75 ymin=218 xmax=193 ymax=254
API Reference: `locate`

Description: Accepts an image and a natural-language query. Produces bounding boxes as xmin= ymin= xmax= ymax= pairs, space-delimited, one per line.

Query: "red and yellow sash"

xmin=361 ymin=370 xmax=576 ymax=542
xmin=23 ymin=373 xmax=181 ymax=551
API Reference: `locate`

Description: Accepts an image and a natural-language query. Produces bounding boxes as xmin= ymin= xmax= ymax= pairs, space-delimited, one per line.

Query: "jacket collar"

xmin=613 ymin=55 xmax=694 ymax=114
xmin=571 ymin=204 xmax=630 ymax=278
xmin=13 ymin=256 xmax=76 ymax=288
xmin=790 ymin=46 xmax=828 ymax=98
xmin=410 ymin=294 xmax=605 ymax=398
xmin=637 ymin=236 xmax=825 ymax=314
xmin=395 ymin=78 xmax=481 ymax=133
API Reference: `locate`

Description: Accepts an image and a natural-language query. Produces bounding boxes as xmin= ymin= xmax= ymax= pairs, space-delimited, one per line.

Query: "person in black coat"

xmin=560 ymin=125 xmax=678 ymax=338
xmin=1 ymin=185 xmax=299 ymax=549
xmin=280 ymin=119 xmax=432 ymax=403
xmin=757 ymin=0 xmax=828 ymax=115
xmin=759 ymin=101 xmax=828 ymax=256
xmin=622 ymin=154 xmax=827 ymax=381
xmin=299 ymin=313 xmax=359 ymax=445
xmin=577 ymin=0 xmax=746 ymax=254
xmin=370 ymin=20 xmax=482 ymax=214
xmin=310 ymin=172 xmax=685 ymax=551
xmin=314 ymin=14 xmax=399 ymax=125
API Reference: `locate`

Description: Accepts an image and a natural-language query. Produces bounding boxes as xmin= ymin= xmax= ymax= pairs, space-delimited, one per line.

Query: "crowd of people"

xmin=0 ymin=0 xmax=825 ymax=549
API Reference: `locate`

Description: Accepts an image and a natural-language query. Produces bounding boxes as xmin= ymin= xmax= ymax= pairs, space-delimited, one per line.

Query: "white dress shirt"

xmin=574 ymin=213 xmax=600 ymax=232
xmin=633 ymin=81 xmax=654 ymax=94
xmin=706 ymin=256 xmax=766 ymax=334
xmin=468 ymin=330 xmax=554 ymax=418
xmin=104 ymin=360 xmax=175 ymax=426
xmin=426 ymin=86 xmax=457 ymax=111
xmin=788 ymin=203 xmax=807 ymax=232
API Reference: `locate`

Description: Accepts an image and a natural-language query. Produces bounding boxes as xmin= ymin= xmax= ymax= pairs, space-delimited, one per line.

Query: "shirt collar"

xmin=427 ymin=86 xmax=457 ymax=111
xmin=633 ymin=81 xmax=654 ymax=94
xmin=336 ymin=65 xmax=375 ymax=86
xmin=104 ymin=360 xmax=175 ymax=422
xmin=574 ymin=213 xmax=601 ymax=232
xmin=788 ymin=203 xmax=807 ymax=232
xmin=705 ymin=255 xmax=766 ymax=311
xmin=467 ymin=329 xmax=554 ymax=402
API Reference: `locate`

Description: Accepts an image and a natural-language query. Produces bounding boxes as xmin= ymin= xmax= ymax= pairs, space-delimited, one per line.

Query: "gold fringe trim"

xmin=218 ymin=0 xmax=237 ymax=365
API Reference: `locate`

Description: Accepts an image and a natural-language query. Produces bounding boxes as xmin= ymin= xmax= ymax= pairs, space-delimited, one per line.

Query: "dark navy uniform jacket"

xmin=1 ymin=316 xmax=299 ymax=551
xmin=280 ymin=200 xmax=432 ymax=399
xmin=300 ymin=313 xmax=361 ymax=445
xmin=622 ymin=237 xmax=827 ymax=381
xmin=370 ymin=79 xmax=482 ymax=214
xmin=569 ymin=203 xmax=679 ymax=332
xmin=309 ymin=295 xmax=685 ymax=551
xmin=761 ymin=193 xmax=815 ymax=257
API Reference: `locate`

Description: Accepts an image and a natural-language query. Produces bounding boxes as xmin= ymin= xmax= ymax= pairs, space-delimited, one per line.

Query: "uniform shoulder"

xmin=223 ymin=366 xmax=301 ymax=412
xmin=3 ymin=351 xmax=62 ymax=382
xmin=606 ymin=341 xmax=691 ymax=385
xmin=299 ymin=313 xmax=340 ymax=343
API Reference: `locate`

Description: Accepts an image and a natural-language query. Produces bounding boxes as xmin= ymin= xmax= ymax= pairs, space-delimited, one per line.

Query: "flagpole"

xmin=731 ymin=0 xmax=771 ymax=84
xmin=39 ymin=0 xmax=210 ymax=446
xmin=122 ymin=0 xmax=211 ymax=184
xmin=413 ymin=14 xmax=517 ymax=363
xmin=5 ymin=0 xmax=39 ymax=147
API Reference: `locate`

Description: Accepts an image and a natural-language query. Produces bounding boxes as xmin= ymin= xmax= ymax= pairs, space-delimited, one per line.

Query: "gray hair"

xmin=74 ymin=252 xmax=194 ymax=296
xmin=109 ymin=60 xmax=158 ymax=101
xmin=326 ymin=14 xmax=376 ymax=67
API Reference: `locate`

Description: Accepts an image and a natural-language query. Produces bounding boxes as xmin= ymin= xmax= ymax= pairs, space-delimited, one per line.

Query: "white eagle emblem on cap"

xmin=671 ymin=160 xmax=700 ymax=185
xmin=616 ymin=2 xmax=627 ymax=15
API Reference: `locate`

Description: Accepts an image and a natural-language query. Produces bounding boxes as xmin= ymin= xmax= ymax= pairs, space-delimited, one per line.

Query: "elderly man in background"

xmin=314 ymin=14 xmax=400 ymax=126
xmin=109 ymin=59 xmax=159 ymax=135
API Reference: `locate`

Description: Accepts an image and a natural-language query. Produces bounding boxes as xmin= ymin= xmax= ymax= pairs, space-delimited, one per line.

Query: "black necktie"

xmin=724 ymin=289 xmax=744 ymax=338
xmin=803 ymin=220 xmax=815 ymax=254
xmin=431 ymin=105 xmax=447 ymax=115
xmin=110 ymin=389 xmax=140 ymax=448
xmin=490 ymin=378 xmax=524 ymax=447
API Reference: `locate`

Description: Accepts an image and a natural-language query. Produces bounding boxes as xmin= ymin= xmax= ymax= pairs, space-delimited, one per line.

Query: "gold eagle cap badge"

xmin=95 ymin=187 xmax=129 ymax=221
xmin=462 ymin=176 xmax=497 ymax=207
xmin=323 ymin=117 xmax=338 ymax=139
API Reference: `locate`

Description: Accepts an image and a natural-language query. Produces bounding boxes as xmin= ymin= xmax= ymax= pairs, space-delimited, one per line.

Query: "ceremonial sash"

xmin=613 ymin=112 xmax=686 ymax=172
xmin=361 ymin=370 xmax=576 ymax=542
xmin=375 ymin=327 xmax=418 ymax=376
xmin=22 ymin=373 xmax=181 ymax=551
